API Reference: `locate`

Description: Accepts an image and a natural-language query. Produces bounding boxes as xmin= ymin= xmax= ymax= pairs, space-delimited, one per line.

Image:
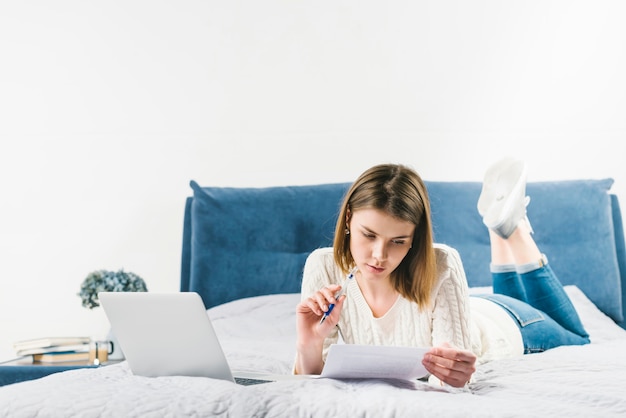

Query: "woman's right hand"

xmin=294 ymin=284 xmax=345 ymax=374
xmin=296 ymin=284 xmax=345 ymax=339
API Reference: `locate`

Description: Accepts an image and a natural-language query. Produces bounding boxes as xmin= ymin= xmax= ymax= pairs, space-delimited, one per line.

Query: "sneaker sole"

xmin=477 ymin=156 xmax=519 ymax=217
xmin=482 ymin=161 xmax=527 ymax=231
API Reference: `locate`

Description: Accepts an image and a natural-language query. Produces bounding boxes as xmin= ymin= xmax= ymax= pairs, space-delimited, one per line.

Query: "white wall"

xmin=1 ymin=1 xmax=625 ymax=356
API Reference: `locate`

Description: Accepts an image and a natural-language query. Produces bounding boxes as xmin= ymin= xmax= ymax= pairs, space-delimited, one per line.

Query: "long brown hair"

xmin=333 ymin=163 xmax=437 ymax=308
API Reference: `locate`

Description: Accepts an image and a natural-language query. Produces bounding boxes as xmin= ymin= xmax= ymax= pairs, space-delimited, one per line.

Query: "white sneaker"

xmin=477 ymin=156 xmax=520 ymax=217
xmin=479 ymin=158 xmax=529 ymax=239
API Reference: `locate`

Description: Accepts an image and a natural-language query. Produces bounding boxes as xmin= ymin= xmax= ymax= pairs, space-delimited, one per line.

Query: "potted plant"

xmin=78 ymin=269 xmax=148 ymax=359
xmin=78 ymin=269 xmax=148 ymax=309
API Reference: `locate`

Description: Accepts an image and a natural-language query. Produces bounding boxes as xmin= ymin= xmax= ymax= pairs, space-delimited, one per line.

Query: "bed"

xmin=1 ymin=178 xmax=626 ymax=417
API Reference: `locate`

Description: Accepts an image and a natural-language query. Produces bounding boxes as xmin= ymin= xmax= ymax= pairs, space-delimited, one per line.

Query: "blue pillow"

xmin=187 ymin=181 xmax=350 ymax=308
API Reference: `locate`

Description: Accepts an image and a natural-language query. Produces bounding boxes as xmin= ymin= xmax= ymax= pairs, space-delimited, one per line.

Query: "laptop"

xmin=99 ymin=291 xmax=294 ymax=386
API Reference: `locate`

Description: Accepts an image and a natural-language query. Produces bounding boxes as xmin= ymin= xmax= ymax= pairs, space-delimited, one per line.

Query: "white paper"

xmin=320 ymin=344 xmax=428 ymax=381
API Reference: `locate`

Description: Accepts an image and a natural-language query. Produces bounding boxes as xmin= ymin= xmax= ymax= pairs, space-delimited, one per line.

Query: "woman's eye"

xmin=362 ymin=232 xmax=376 ymax=239
xmin=392 ymin=240 xmax=406 ymax=245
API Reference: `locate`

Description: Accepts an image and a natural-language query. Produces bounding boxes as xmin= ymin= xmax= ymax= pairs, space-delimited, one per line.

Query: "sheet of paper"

xmin=320 ymin=344 xmax=428 ymax=380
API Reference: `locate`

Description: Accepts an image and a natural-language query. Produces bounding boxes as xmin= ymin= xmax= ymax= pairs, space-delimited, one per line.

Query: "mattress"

xmin=1 ymin=287 xmax=625 ymax=418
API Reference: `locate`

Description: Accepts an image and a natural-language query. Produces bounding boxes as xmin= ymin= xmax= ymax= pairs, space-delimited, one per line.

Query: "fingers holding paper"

xmin=422 ymin=342 xmax=476 ymax=388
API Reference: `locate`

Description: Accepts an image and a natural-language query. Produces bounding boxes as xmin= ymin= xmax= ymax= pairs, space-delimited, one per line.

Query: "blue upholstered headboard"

xmin=181 ymin=179 xmax=626 ymax=329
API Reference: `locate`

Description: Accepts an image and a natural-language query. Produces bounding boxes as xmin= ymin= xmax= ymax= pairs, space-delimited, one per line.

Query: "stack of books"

xmin=13 ymin=337 xmax=95 ymax=364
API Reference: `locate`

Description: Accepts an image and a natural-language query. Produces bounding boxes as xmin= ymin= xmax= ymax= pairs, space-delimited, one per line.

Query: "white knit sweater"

xmin=300 ymin=245 xmax=523 ymax=366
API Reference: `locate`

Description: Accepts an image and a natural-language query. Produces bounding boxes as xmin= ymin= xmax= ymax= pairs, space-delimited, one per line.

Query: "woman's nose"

xmin=372 ymin=240 xmax=387 ymax=262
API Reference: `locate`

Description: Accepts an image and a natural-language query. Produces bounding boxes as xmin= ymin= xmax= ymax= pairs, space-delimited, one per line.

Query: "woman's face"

xmin=348 ymin=208 xmax=415 ymax=282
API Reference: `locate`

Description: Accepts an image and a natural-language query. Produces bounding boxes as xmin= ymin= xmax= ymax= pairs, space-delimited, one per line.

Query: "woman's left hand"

xmin=422 ymin=342 xmax=476 ymax=388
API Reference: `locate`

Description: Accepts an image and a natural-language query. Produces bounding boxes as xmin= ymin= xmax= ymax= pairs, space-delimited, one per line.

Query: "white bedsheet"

xmin=1 ymin=287 xmax=625 ymax=418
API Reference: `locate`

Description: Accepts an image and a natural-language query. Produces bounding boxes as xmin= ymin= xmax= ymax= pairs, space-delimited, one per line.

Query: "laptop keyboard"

xmin=234 ymin=377 xmax=273 ymax=386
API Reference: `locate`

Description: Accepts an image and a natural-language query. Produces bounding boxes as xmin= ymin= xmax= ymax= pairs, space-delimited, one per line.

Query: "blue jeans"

xmin=473 ymin=256 xmax=590 ymax=354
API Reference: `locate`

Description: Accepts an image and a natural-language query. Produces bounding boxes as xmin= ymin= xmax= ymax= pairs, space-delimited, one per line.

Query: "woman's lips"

xmin=366 ymin=264 xmax=385 ymax=274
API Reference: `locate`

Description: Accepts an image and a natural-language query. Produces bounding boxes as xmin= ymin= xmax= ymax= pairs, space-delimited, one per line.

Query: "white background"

xmin=1 ymin=0 xmax=624 ymax=356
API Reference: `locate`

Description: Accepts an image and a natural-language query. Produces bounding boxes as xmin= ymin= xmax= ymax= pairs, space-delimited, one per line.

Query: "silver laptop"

xmin=99 ymin=291 xmax=279 ymax=385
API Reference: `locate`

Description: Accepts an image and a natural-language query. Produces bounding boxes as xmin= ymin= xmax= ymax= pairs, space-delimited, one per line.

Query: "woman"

xmin=294 ymin=159 xmax=590 ymax=388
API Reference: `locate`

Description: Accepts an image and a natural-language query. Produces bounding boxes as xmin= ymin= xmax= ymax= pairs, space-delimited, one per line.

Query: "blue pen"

xmin=319 ymin=267 xmax=357 ymax=324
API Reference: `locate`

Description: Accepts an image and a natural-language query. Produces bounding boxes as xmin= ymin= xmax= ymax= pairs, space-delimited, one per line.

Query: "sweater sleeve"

xmin=429 ymin=244 xmax=473 ymax=351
